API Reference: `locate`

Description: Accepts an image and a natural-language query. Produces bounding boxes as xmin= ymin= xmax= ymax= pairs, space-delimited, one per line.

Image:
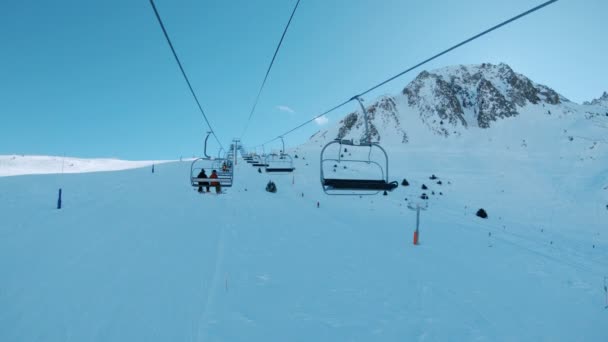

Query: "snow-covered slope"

xmin=1 ymin=139 xmax=607 ymax=340
xmin=0 ymin=155 xmax=174 ymax=177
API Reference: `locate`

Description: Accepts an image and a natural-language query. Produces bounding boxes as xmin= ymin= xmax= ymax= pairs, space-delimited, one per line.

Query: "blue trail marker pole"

xmin=152 ymin=164 xmax=155 ymax=173
xmin=604 ymin=276 xmax=607 ymax=309
xmin=57 ymin=188 xmax=62 ymax=209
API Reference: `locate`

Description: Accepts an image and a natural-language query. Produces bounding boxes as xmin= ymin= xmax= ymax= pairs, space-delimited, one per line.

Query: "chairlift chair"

xmin=190 ymin=158 xmax=233 ymax=188
xmin=189 ymin=132 xmax=233 ymax=188
xmin=264 ymin=137 xmax=295 ymax=173
xmin=212 ymin=158 xmax=233 ymax=178
xmin=252 ymin=154 xmax=269 ymax=167
xmin=264 ymin=153 xmax=295 ymax=173
xmin=319 ymin=96 xmax=397 ymax=195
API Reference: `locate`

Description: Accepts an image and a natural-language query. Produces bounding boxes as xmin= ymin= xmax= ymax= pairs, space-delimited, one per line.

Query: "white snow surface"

xmin=0 ymin=155 xmax=174 ymax=177
xmin=1 ymin=112 xmax=607 ymax=340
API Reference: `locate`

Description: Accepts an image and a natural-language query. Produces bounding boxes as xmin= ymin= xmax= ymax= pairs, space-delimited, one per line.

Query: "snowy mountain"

xmin=313 ymin=63 xmax=604 ymax=143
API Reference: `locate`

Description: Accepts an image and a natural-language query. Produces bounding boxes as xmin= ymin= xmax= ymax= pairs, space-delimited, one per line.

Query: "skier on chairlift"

xmin=197 ymin=169 xmax=209 ymax=193
xmin=210 ymin=170 xmax=221 ymax=194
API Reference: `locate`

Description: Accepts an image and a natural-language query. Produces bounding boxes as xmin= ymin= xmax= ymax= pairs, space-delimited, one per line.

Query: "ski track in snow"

xmin=197 ymin=219 xmax=227 ymax=342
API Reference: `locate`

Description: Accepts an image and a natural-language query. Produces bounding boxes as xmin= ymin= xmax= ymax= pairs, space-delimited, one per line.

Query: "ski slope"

xmin=1 ymin=129 xmax=607 ymax=341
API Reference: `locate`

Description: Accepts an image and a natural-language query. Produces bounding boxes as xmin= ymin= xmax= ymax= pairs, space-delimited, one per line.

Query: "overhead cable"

xmin=149 ymin=0 xmax=225 ymax=150
xmin=253 ymin=0 xmax=559 ymax=148
xmin=239 ymin=0 xmax=302 ymax=140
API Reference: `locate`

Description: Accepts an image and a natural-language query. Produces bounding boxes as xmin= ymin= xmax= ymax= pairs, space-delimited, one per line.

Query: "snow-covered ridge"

xmin=0 ymin=155 xmax=174 ymax=177
xmin=584 ymin=91 xmax=608 ymax=107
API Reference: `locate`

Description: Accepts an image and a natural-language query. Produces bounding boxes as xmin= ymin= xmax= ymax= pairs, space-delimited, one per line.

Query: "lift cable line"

xmin=252 ymin=0 xmax=558 ymax=148
xmin=239 ymin=0 xmax=302 ymax=140
xmin=149 ymin=0 xmax=225 ymax=151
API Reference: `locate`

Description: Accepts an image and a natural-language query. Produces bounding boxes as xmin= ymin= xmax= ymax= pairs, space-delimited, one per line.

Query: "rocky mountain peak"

xmin=583 ymin=91 xmax=608 ymax=106
xmin=335 ymin=96 xmax=408 ymax=144
xmin=403 ymin=63 xmax=564 ymax=134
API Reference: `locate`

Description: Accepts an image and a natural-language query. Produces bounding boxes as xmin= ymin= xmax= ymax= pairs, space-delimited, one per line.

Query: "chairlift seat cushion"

xmin=322 ymin=178 xmax=398 ymax=191
xmin=265 ymin=167 xmax=295 ymax=173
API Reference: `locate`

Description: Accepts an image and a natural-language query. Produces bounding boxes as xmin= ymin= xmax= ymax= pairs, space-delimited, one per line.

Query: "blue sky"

xmin=1 ymin=0 xmax=606 ymax=159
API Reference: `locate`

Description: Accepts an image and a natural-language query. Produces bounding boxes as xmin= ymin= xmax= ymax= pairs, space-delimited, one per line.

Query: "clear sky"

xmin=1 ymin=0 xmax=606 ymax=160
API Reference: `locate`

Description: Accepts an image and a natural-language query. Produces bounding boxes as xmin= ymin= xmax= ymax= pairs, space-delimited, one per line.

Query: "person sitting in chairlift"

xmin=197 ymin=169 xmax=209 ymax=193
xmin=222 ymin=162 xmax=228 ymax=172
xmin=210 ymin=170 xmax=221 ymax=194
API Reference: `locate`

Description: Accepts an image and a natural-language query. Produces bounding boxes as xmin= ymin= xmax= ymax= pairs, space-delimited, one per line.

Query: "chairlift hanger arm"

xmin=204 ymin=131 xmax=212 ymax=159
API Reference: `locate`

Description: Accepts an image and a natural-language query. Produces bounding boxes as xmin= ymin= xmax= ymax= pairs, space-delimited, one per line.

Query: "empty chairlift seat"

xmin=264 ymin=137 xmax=295 ymax=173
xmin=320 ymin=139 xmax=397 ymax=195
xmin=264 ymin=153 xmax=295 ymax=173
xmin=252 ymin=155 xmax=269 ymax=167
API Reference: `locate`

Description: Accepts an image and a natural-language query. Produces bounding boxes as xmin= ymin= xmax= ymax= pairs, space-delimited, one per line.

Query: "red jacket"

xmin=210 ymin=173 xmax=219 ymax=186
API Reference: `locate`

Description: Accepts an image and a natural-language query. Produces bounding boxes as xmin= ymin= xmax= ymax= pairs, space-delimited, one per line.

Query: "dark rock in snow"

xmin=476 ymin=208 xmax=488 ymax=219
xmin=265 ymin=181 xmax=277 ymax=193
xmin=420 ymin=193 xmax=429 ymax=200
xmin=422 ymin=184 xmax=428 ymax=190
xmin=402 ymin=179 xmax=410 ymax=186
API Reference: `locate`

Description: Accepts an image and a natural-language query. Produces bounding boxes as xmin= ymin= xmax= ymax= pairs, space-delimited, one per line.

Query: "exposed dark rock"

xmin=265 ymin=181 xmax=277 ymax=193
xmin=476 ymin=208 xmax=488 ymax=219
xmin=476 ymin=78 xmax=517 ymax=128
xmin=337 ymin=113 xmax=358 ymax=140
